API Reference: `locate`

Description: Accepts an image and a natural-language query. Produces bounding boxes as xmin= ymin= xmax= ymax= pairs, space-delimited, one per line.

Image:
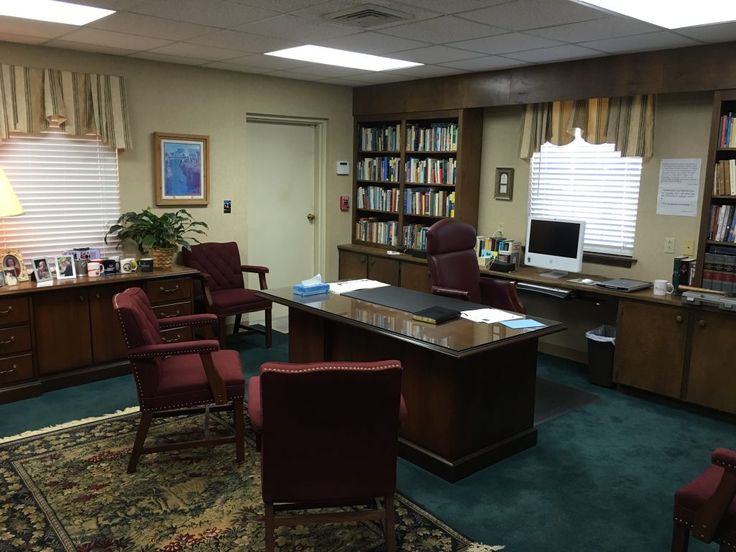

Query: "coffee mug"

xmin=120 ymin=258 xmax=137 ymax=273
xmin=653 ymin=279 xmax=674 ymax=296
xmin=139 ymin=258 xmax=154 ymax=272
xmin=101 ymin=258 xmax=118 ymax=274
xmin=87 ymin=262 xmax=102 ymax=277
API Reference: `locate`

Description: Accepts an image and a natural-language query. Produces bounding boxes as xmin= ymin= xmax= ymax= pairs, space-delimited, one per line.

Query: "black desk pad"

xmin=343 ymin=285 xmax=486 ymax=314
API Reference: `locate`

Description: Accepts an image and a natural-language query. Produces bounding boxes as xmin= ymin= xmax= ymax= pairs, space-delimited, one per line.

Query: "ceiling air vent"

xmin=325 ymin=4 xmax=410 ymax=28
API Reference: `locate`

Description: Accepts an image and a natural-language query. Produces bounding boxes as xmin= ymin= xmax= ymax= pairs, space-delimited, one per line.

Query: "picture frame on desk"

xmin=154 ymin=132 xmax=209 ymax=207
xmin=494 ymin=167 xmax=514 ymax=201
xmin=1 ymin=250 xmax=28 ymax=282
xmin=32 ymin=258 xmax=53 ymax=284
xmin=54 ymin=255 xmax=76 ymax=279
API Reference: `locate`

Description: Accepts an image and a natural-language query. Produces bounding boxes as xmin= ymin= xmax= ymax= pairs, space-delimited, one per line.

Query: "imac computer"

xmin=525 ymin=217 xmax=586 ymax=278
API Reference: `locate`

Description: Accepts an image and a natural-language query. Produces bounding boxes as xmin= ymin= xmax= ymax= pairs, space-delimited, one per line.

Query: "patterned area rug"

xmin=0 ymin=409 xmax=500 ymax=551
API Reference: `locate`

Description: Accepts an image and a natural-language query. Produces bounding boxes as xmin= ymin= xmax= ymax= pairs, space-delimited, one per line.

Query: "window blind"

xmin=0 ymin=130 xmax=120 ymax=264
xmin=529 ymin=135 xmax=642 ymax=256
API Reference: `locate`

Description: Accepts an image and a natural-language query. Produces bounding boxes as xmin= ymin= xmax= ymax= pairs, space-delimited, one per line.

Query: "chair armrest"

xmin=693 ymin=448 xmax=736 ymax=542
xmin=127 ymin=340 xmax=220 ymax=359
xmin=712 ymin=448 xmax=736 ymax=472
xmin=192 ymin=271 xmax=215 ymax=308
xmin=158 ymin=313 xmax=218 ymax=330
xmin=479 ymin=277 xmax=526 ymax=314
xmin=241 ymin=265 xmax=269 ymax=290
xmin=432 ymin=286 xmax=469 ymax=300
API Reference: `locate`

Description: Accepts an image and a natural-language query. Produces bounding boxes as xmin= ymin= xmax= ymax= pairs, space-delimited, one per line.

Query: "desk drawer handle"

xmin=161 ymin=310 xmax=181 ymax=318
xmin=698 ymin=319 xmax=706 ymax=328
xmin=159 ymin=285 xmax=180 ymax=294
xmin=675 ymin=315 xmax=683 ymax=324
xmin=0 ymin=366 xmax=16 ymax=375
xmin=162 ymin=334 xmax=181 ymax=343
xmin=0 ymin=336 xmax=16 ymax=345
xmin=0 ymin=306 xmax=13 ymax=315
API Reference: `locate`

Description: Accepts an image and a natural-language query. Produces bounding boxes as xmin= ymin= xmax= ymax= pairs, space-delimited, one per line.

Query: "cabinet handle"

xmin=95 ymin=292 xmax=101 ymax=299
xmin=0 ymin=306 xmax=13 ymax=315
xmin=360 ymin=258 xmax=366 ymax=265
xmin=698 ymin=319 xmax=706 ymax=328
xmin=0 ymin=336 xmax=16 ymax=345
xmin=369 ymin=259 xmax=375 ymax=266
xmin=675 ymin=315 xmax=683 ymax=323
xmin=160 ymin=310 xmax=181 ymax=318
xmin=159 ymin=285 xmax=180 ymax=294
xmin=161 ymin=333 xmax=181 ymax=343
xmin=79 ymin=295 xmax=85 ymax=302
xmin=0 ymin=367 xmax=16 ymax=375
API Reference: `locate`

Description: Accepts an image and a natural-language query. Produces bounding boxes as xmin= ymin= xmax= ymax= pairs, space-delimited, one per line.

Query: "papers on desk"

xmin=501 ymin=318 xmax=546 ymax=329
xmin=329 ymin=279 xmax=390 ymax=295
xmin=461 ymin=308 xmax=523 ymax=324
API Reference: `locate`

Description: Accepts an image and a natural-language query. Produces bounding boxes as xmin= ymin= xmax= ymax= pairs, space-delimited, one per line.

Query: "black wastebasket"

xmin=585 ymin=325 xmax=616 ymax=388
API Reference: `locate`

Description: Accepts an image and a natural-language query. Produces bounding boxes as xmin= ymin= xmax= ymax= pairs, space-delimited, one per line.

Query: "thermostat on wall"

xmin=336 ymin=161 xmax=350 ymax=175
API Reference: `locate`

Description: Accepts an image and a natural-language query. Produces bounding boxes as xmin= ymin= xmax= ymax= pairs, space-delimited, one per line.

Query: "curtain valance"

xmin=519 ymin=95 xmax=654 ymax=160
xmin=0 ymin=64 xmax=132 ymax=150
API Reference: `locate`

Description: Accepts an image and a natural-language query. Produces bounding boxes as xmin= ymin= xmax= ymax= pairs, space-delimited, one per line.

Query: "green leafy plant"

xmin=105 ymin=208 xmax=208 ymax=253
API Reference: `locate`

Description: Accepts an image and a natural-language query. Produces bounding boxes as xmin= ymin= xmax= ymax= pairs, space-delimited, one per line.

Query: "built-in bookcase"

xmin=353 ymin=109 xmax=482 ymax=253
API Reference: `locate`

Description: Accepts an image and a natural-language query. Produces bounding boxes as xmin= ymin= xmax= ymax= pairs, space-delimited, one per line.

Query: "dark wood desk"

xmin=258 ymin=286 xmax=564 ymax=482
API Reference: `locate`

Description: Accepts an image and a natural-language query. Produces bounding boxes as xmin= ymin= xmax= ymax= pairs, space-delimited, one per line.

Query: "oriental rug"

xmin=0 ymin=409 xmax=502 ymax=552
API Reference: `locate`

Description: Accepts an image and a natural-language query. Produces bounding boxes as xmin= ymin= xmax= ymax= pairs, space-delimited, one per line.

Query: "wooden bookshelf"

xmin=352 ymin=109 xmax=482 ymax=254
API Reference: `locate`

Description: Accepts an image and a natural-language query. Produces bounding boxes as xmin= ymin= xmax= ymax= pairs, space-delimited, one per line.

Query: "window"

xmin=529 ymin=129 xmax=643 ymax=257
xmin=0 ymin=130 xmax=120 ymax=264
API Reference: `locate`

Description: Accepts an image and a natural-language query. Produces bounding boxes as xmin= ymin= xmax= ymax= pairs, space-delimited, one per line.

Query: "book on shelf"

xmin=702 ymin=251 xmax=736 ymax=292
xmin=411 ymin=305 xmax=461 ymax=325
xmin=673 ymin=255 xmax=696 ymax=291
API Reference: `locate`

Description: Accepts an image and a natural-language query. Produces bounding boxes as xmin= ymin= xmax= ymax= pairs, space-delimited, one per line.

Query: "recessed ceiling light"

xmin=0 ymin=0 xmax=114 ymax=26
xmin=266 ymin=45 xmax=422 ymax=72
xmin=574 ymin=0 xmax=736 ymax=29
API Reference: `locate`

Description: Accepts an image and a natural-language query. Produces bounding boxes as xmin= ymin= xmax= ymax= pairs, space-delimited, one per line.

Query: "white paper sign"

xmin=657 ymin=158 xmax=701 ymax=216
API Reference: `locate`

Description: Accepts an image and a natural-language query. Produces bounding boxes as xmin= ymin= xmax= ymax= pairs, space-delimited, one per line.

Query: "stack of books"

xmin=672 ymin=255 xmax=696 ymax=291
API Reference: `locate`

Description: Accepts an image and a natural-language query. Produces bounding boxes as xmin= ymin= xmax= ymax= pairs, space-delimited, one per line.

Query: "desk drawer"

xmin=146 ymin=278 xmax=192 ymax=304
xmin=0 ymin=297 xmax=29 ymax=325
xmin=0 ymin=326 xmax=31 ymax=355
xmin=153 ymin=301 xmax=192 ymax=320
xmin=0 ymin=353 xmax=33 ymax=385
xmin=159 ymin=327 xmax=192 ymax=344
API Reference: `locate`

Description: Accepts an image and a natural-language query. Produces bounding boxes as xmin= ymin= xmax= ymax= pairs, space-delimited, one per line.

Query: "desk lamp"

xmin=0 ymin=167 xmax=23 ymax=217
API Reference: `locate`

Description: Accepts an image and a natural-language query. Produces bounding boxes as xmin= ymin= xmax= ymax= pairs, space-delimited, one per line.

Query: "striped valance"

xmin=0 ymin=65 xmax=131 ymax=150
xmin=519 ymin=95 xmax=654 ymax=160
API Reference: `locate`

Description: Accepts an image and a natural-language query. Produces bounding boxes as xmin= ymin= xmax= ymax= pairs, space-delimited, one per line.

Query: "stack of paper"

xmin=329 ymin=279 xmax=390 ymax=295
xmin=461 ymin=308 xmax=523 ymax=324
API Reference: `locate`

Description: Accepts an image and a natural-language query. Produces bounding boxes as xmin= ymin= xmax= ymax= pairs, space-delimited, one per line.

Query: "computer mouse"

xmin=580 ymin=278 xmax=594 ymax=284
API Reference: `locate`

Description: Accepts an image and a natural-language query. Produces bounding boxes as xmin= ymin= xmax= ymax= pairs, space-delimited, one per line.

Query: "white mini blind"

xmin=0 ymin=130 xmax=120 ymax=264
xmin=529 ymin=133 xmax=643 ymax=256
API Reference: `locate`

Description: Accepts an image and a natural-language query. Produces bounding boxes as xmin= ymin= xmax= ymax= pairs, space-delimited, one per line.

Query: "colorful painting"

xmin=154 ymin=133 xmax=209 ymax=206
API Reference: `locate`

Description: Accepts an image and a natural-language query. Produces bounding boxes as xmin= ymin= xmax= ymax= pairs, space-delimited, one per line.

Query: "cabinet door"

xmin=686 ymin=311 xmax=736 ymax=414
xmin=614 ymin=301 xmax=687 ymax=398
xmin=35 ymin=289 xmax=92 ymax=374
xmin=90 ymin=285 xmax=128 ymax=364
xmin=339 ymin=251 xmax=368 ymax=280
xmin=400 ymin=261 xmax=432 ymax=293
xmin=368 ymin=256 xmax=399 ymax=286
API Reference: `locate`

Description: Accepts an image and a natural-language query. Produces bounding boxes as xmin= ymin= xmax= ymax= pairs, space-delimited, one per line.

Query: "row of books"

xmin=356 ymin=157 xmax=400 ymax=182
xmin=404 ymin=189 xmax=456 ymax=217
xmin=404 ymin=157 xmax=456 ymax=185
xmin=360 ymin=124 xmax=400 ymax=152
xmin=702 ymin=252 xmax=736 ymax=292
xmin=403 ymin=223 xmax=429 ymax=251
xmin=712 ymin=160 xmax=736 ymax=196
xmin=355 ymin=218 xmax=399 ymax=246
xmin=708 ymin=204 xmax=736 ymax=243
xmin=717 ymin=112 xmax=736 ymax=148
xmin=672 ymin=255 xmax=696 ymax=289
xmin=356 ymin=186 xmax=401 ymax=212
xmin=405 ymin=122 xmax=458 ymax=152
xmin=474 ymin=236 xmax=505 ymax=258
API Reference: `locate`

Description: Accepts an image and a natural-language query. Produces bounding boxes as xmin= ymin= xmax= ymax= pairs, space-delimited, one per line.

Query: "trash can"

xmin=585 ymin=325 xmax=616 ymax=388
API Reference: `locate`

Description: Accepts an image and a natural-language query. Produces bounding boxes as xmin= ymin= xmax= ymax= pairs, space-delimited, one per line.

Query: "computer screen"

xmin=525 ymin=217 xmax=586 ymax=277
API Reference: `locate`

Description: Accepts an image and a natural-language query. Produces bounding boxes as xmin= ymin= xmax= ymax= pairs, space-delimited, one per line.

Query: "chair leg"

xmin=265 ymin=307 xmax=272 ymax=349
xmin=233 ymin=398 xmax=245 ymax=463
xmin=233 ymin=314 xmax=242 ymax=336
xmin=255 ymin=433 xmax=262 ymax=452
xmin=264 ymin=503 xmax=275 ymax=552
xmin=127 ymin=411 xmax=154 ymax=474
xmin=385 ymin=494 xmax=396 ymax=552
xmin=672 ymin=521 xmax=690 ymax=552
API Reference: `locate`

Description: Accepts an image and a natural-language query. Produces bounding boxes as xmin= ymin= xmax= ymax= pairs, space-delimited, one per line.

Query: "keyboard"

xmin=516 ymin=282 xmax=573 ymax=299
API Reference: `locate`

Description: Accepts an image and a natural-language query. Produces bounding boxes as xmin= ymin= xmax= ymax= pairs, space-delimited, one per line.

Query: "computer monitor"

xmin=525 ymin=217 xmax=586 ymax=278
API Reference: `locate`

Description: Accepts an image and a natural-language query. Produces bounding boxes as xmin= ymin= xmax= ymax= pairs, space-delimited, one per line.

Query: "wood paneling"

xmin=339 ymin=250 xmax=368 ymax=280
xmin=399 ymin=261 xmax=431 ymax=293
xmin=367 ymin=256 xmax=399 ymax=286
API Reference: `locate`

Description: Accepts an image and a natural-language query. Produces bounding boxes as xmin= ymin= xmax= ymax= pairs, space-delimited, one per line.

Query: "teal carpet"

xmin=0 ymin=331 xmax=732 ymax=551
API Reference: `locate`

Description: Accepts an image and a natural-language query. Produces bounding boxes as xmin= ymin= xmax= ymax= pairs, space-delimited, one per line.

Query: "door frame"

xmin=245 ymin=113 xmax=327 ymax=278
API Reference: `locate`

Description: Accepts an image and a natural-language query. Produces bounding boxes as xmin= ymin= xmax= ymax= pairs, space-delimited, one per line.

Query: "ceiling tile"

xmin=0 ymin=18 xmax=75 ymax=39
xmin=44 ymin=39 xmax=136 ymax=55
xmin=392 ymin=44 xmax=486 ymax=63
xmin=525 ymin=16 xmax=659 ymax=43
xmin=148 ymin=42 xmax=244 ymax=60
xmin=317 ymin=31 xmax=428 ymax=54
xmin=338 ymin=71 xmax=417 ymax=84
xmin=130 ymin=0 xmax=278 ymax=28
xmin=440 ymin=55 xmax=528 ymax=71
xmin=0 ymin=33 xmax=50 ymax=46
xmin=265 ymin=69 xmax=327 ymax=81
xmin=379 ymin=15 xmax=506 ymax=43
xmin=89 ymin=12 xmax=217 ymax=41
xmin=234 ymin=0 xmax=329 ymax=14
xmin=581 ymin=31 xmax=701 ymax=54
xmin=461 ymin=0 xmax=604 ymax=31
xmin=233 ymin=13 xmax=356 ymax=41
xmin=74 ymin=0 xmax=146 ymax=9
xmin=291 ymin=0 xmax=439 ymax=28
xmin=201 ymin=54 xmax=303 ymax=70
xmin=391 ymin=64 xmax=466 ymax=78
xmin=282 ymin=63 xmax=367 ymax=78
xmin=131 ymin=51 xmax=210 ymax=65
xmin=390 ymin=0 xmax=511 ymax=15
xmin=318 ymin=76 xmax=378 ymax=86
xmin=187 ymin=29 xmax=298 ymax=53
xmin=504 ymin=43 xmax=603 ymax=63
xmin=675 ymin=22 xmax=736 ymax=43
xmin=452 ymin=32 xmax=563 ymax=55
xmin=57 ymin=28 xmax=172 ymax=50
xmin=203 ymin=61 xmax=276 ymax=73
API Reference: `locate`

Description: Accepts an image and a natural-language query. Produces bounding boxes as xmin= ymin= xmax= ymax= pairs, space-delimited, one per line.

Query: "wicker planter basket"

xmin=149 ymin=246 xmax=177 ymax=270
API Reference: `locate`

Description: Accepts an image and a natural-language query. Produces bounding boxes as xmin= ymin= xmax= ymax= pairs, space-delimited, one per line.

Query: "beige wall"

xmin=0 ymin=42 xmax=354 ymax=279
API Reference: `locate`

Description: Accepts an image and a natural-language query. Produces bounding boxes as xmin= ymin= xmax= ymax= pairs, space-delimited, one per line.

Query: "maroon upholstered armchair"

xmin=672 ymin=448 xmax=736 ymax=551
xmin=182 ymin=241 xmax=272 ymax=348
xmin=247 ymin=360 xmax=404 ymax=552
xmin=113 ymin=287 xmax=245 ymax=473
xmin=426 ymin=218 xmax=525 ymax=313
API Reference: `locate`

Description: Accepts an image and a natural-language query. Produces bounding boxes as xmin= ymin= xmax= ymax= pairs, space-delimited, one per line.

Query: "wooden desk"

xmin=258 ymin=286 xmax=564 ymax=482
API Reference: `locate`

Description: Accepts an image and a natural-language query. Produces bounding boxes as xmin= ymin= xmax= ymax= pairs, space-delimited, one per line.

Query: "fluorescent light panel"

xmin=575 ymin=0 xmax=736 ymax=29
xmin=266 ymin=45 xmax=422 ymax=72
xmin=0 ymin=0 xmax=114 ymax=26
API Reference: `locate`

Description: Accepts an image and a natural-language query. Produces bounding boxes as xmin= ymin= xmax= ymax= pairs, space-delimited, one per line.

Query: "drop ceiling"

xmin=2 ymin=0 xmax=735 ymax=87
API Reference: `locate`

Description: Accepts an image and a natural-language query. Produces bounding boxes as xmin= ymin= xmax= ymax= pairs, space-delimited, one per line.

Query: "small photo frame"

xmin=32 ymin=257 xmax=53 ymax=284
xmin=55 ymin=255 xmax=76 ymax=279
xmin=2 ymin=269 xmax=16 ymax=286
xmin=0 ymin=270 xmax=4 ymax=288
xmin=494 ymin=167 xmax=514 ymax=201
xmin=154 ymin=132 xmax=209 ymax=207
xmin=1 ymin=250 xmax=28 ymax=281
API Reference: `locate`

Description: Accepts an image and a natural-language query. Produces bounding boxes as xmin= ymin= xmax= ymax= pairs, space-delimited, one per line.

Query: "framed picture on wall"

xmin=494 ymin=167 xmax=514 ymax=201
xmin=154 ymin=132 xmax=209 ymax=207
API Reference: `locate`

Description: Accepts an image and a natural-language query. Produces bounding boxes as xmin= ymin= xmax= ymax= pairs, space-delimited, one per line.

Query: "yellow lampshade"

xmin=0 ymin=167 xmax=23 ymax=217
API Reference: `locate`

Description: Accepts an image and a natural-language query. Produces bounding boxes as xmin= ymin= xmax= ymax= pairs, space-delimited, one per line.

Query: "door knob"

xmin=307 ymin=213 xmax=316 ymax=223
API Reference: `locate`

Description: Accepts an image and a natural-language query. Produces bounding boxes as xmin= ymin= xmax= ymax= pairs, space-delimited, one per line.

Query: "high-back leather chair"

xmin=426 ymin=218 xmax=525 ymax=313
xmin=113 ymin=287 xmax=245 ymax=473
xmin=247 ymin=360 xmax=404 ymax=552
xmin=182 ymin=241 xmax=272 ymax=348
xmin=672 ymin=448 xmax=736 ymax=551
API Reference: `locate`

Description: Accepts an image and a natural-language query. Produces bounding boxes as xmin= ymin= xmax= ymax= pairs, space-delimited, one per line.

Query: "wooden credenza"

xmin=0 ymin=266 xmax=197 ymax=403
xmin=338 ymin=243 xmax=432 ymax=293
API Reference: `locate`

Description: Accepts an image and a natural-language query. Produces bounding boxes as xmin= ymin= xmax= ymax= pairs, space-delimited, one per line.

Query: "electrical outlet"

xmin=664 ymin=237 xmax=676 ymax=253
xmin=683 ymin=239 xmax=695 ymax=255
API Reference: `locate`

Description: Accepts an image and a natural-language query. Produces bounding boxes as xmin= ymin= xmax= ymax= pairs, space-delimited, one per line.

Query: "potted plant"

xmin=105 ymin=208 xmax=208 ymax=269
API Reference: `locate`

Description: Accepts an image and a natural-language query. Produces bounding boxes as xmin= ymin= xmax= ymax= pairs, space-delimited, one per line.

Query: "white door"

xmin=245 ymin=119 xmax=319 ymax=327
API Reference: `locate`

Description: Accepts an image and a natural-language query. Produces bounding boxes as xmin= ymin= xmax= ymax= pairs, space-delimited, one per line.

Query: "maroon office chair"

xmin=113 ymin=287 xmax=245 ymax=473
xmin=182 ymin=241 xmax=272 ymax=348
xmin=247 ymin=360 xmax=405 ymax=552
xmin=426 ymin=218 xmax=526 ymax=313
xmin=672 ymin=448 xmax=736 ymax=551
